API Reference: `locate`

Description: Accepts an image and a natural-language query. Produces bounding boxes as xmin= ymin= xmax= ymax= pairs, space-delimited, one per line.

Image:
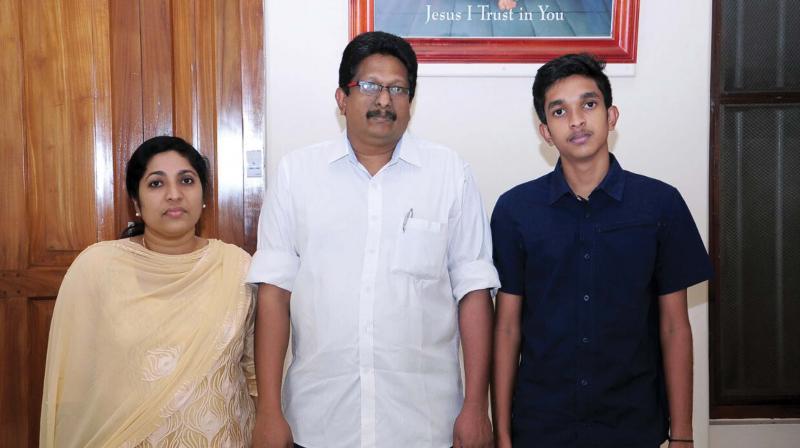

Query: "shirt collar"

xmin=326 ymin=132 xmax=351 ymax=163
xmin=548 ymin=159 xmax=573 ymax=204
xmin=597 ymin=153 xmax=625 ymax=202
xmin=327 ymin=131 xmax=422 ymax=167
xmin=548 ymin=153 xmax=626 ymax=204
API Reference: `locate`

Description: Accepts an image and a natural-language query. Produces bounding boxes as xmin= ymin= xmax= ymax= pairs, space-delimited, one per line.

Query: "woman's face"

xmin=136 ymin=150 xmax=204 ymax=240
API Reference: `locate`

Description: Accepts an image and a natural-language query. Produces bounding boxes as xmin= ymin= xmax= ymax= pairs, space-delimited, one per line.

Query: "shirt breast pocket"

xmin=597 ymin=219 xmax=660 ymax=290
xmin=391 ymin=217 xmax=448 ymax=280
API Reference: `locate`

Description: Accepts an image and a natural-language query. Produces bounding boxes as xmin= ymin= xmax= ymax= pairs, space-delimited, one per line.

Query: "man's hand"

xmin=453 ymin=402 xmax=493 ymax=448
xmin=252 ymin=284 xmax=293 ymax=447
xmin=251 ymin=409 xmax=294 ymax=448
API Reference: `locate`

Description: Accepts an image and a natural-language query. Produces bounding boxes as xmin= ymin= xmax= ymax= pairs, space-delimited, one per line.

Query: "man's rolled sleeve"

xmin=246 ymin=159 xmax=300 ymax=291
xmin=447 ymin=165 xmax=500 ymax=300
xmin=450 ymin=259 xmax=500 ymax=301
xmin=247 ymin=250 xmax=299 ymax=291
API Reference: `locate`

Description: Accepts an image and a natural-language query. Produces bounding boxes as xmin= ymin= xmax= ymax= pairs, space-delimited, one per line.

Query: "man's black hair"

xmin=532 ymin=53 xmax=612 ymax=124
xmin=339 ymin=31 xmax=418 ymax=100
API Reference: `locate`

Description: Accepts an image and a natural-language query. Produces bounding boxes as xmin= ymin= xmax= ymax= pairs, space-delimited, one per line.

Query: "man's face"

xmin=538 ymin=74 xmax=618 ymax=164
xmin=336 ymin=54 xmax=412 ymax=149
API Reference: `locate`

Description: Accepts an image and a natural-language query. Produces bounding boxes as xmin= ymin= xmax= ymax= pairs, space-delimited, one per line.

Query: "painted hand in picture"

xmin=498 ymin=0 xmax=517 ymax=10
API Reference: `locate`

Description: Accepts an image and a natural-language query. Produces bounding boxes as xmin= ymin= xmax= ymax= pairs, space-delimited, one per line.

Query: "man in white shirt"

xmin=247 ymin=31 xmax=499 ymax=448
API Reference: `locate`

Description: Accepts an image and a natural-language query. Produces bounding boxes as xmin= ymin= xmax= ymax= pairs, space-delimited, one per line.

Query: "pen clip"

xmin=402 ymin=208 xmax=414 ymax=232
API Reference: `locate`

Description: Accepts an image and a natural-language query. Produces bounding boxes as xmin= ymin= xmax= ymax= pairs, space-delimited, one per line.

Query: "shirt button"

xmin=585 ymin=212 xmax=591 ymax=218
xmin=584 ymin=253 xmax=591 ymax=260
xmin=583 ymin=294 xmax=590 ymax=302
xmin=582 ymin=337 xmax=590 ymax=343
xmin=580 ymin=379 xmax=589 ymax=386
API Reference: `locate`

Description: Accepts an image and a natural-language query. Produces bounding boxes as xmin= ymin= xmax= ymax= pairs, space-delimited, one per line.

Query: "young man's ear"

xmin=607 ymin=105 xmax=619 ymax=130
xmin=538 ymin=122 xmax=554 ymax=146
xmin=335 ymin=87 xmax=347 ymax=115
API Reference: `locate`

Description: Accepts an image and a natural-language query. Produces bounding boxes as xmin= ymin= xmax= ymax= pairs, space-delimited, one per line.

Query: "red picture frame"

xmin=350 ymin=0 xmax=639 ymax=63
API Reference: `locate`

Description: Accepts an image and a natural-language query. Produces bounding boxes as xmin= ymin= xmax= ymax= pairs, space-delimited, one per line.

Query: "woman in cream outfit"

xmin=40 ymin=136 xmax=257 ymax=447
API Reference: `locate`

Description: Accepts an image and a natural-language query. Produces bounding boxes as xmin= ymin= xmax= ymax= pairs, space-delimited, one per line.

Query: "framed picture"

xmin=350 ymin=0 xmax=639 ymax=63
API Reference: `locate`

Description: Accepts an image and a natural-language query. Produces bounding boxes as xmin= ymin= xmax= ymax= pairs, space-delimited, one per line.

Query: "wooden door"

xmin=0 ymin=0 xmax=264 ymax=445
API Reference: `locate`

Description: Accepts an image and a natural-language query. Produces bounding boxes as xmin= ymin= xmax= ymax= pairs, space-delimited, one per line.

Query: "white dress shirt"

xmin=247 ymin=132 xmax=499 ymax=448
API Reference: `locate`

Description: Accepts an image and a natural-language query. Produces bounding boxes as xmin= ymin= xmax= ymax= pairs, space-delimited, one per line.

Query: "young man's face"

xmin=335 ymin=53 xmax=412 ymax=150
xmin=538 ymin=74 xmax=618 ymax=164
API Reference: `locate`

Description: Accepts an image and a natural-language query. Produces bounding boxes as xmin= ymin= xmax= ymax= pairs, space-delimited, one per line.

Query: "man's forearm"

xmin=492 ymin=325 xmax=520 ymax=437
xmin=662 ymin=325 xmax=693 ymax=438
xmin=254 ymin=283 xmax=292 ymax=414
xmin=492 ymin=292 xmax=522 ymax=443
xmin=660 ymin=290 xmax=694 ymax=441
xmin=459 ymin=289 xmax=494 ymax=407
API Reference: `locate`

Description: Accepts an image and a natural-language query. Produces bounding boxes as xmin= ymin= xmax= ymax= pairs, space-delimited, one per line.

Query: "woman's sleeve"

xmin=240 ymin=283 xmax=258 ymax=397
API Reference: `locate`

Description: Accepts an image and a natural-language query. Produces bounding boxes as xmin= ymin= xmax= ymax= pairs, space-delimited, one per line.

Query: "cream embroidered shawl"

xmin=40 ymin=239 xmax=256 ymax=447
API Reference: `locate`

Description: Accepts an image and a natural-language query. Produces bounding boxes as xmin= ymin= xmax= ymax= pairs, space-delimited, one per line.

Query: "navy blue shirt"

xmin=491 ymin=155 xmax=712 ymax=448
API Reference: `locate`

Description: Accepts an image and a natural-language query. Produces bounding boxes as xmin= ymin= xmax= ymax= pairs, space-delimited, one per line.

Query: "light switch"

xmin=246 ymin=150 xmax=263 ymax=178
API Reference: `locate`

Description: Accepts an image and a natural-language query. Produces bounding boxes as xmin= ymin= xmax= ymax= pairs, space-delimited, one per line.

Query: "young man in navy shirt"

xmin=491 ymin=54 xmax=712 ymax=448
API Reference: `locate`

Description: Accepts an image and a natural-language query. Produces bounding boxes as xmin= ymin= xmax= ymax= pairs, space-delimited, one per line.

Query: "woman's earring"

xmin=202 ymin=204 xmax=207 ymax=209
xmin=135 ymin=211 xmax=141 ymax=217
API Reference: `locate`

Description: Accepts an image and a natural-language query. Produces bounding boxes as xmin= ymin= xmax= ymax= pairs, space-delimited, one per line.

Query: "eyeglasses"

xmin=347 ymin=80 xmax=411 ymax=98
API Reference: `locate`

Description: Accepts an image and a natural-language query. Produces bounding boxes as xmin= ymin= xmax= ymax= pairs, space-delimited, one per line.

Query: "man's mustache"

xmin=366 ymin=109 xmax=397 ymax=121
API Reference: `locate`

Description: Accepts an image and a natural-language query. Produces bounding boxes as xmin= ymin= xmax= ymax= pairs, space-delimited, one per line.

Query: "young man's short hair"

xmin=532 ymin=53 xmax=613 ymax=124
xmin=338 ymin=31 xmax=418 ymax=100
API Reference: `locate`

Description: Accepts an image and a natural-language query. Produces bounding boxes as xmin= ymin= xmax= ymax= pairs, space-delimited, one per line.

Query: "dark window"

xmin=710 ymin=0 xmax=800 ymax=418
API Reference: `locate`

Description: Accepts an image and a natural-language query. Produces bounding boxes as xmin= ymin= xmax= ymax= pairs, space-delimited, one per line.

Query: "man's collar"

xmin=597 ymin=153 xmax=625 ymax=202
xmin=328 ymin=131 xmax=422 ymax=167
xmin=548 ymin=159 xmax=573 ymax=204
xmin=326 ymin=132 xmax=351 ymax=163
xmin=393 ymin=132 xmax=421 ymax=167
xmin=548 ymin=153 xmax=625 ymax=204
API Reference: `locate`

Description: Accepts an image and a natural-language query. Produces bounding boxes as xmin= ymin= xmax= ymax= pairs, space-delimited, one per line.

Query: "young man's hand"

xmin=251 ymin=409 xmax=294 ymax=448
xmin=453 ymin=401 xmax=493 ymax=448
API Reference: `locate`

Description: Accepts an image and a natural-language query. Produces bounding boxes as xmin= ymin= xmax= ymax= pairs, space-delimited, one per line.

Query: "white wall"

xmin=264 ymin=1 xmax=800 ymax=446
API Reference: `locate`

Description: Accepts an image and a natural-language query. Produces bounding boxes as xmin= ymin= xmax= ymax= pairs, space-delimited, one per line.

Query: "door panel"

xmin=0 ymin=0 xmax=27 ymax=272
xmin=0 ymin=297 xmax=31 ymax=447
xmin=21 ymin=0 xmax=111 ymax=267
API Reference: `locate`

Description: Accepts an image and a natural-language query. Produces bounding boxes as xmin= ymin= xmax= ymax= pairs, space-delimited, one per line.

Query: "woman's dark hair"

xmin=120 ymin=136 xmax=209 ymax=238
xmin=532 ymin=53 xmax=613 ymax=124
xmin=338 ymin=31 xmax=418 ymax=100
